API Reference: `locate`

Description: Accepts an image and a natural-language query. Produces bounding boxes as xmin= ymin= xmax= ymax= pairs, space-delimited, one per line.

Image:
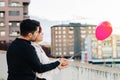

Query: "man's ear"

xmin=28 ymin=33 xmax=33 ymax=38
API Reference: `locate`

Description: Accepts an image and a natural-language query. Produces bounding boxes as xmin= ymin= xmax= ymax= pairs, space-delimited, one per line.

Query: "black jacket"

xmin=6 ymin=38 xmax=60 ymax=80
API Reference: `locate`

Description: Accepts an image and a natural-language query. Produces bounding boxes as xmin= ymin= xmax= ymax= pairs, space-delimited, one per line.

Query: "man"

xmin=6 ymin=19 xmax=69 ymax=80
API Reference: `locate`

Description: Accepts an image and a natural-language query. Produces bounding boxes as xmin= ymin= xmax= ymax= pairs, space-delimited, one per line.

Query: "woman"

xmin=31 ymin=27 xmax=61 ymax=80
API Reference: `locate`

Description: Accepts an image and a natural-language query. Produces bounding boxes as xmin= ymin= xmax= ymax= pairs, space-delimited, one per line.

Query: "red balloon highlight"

xmin=95 ymin=21 xmax=112 ymax=40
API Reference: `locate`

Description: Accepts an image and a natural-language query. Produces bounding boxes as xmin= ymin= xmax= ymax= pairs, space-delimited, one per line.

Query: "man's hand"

xmin=58 ymin=58 xmax=69 ymax=70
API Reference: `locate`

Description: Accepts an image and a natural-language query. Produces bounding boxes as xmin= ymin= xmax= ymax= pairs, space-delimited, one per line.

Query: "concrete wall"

xmin=1 ymin=51 xmax=120 ymax=80
xmin=0 ymin=51 xmax=7 ymax=80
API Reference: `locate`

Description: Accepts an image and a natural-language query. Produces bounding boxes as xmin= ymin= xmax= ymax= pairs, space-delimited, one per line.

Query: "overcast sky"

xmin=29 ymin=0 xmax=120 ymax=42
xmin=29 ymin=0 xmax=120 ymax=24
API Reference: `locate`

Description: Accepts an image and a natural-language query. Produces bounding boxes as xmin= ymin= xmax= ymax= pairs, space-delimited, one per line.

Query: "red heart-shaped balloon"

xmin=95 ymin=21 xmax=112 ymax=40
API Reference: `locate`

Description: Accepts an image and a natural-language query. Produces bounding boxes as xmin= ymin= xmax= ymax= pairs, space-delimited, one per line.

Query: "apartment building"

xmin=83 ymin=34 xmax=120 ymax=67
xmin=51 ymin=23 xmax=96 ymax=58
xmin=85 ymin=34 xmax=120 ymax=59
xmin=0 ymin=0 xmax=30 ymax=44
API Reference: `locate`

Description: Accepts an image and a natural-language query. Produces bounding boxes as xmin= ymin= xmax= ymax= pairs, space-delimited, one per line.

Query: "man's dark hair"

xmin=20 ymin=19 xmax=40 ymax=36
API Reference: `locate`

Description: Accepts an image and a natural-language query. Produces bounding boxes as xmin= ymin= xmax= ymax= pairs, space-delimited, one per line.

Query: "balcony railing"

xmin=54 ymin=61 xmax=120 ymax=80
xmin=1 ymin=52 xmax=120 ymax=80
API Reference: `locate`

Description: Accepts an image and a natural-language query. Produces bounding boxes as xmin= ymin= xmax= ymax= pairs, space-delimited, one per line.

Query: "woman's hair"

xmin=20 ymin=19 xmax=40 ymax=36
xmin=39 ymin=25 xmax=42 ymax=33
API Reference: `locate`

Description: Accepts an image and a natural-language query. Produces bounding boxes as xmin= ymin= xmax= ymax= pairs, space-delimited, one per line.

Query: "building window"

xmin=59 ymin=52 xmax=62 ymax=56
xmin=55 ymin=31 xmax=58 ymax=34
xmin=63 ymin=27 xmax=66 ymax=30
xmin=59 ymin=35 xmax=61 ymax=38
xmin=93 ymin=27 xmax=96 ymax=29
xmin=69 ymin=31 xmax=73 ymax=34
xmin=88 ymin=31 xmax=91 ymax=33
xmin=88 ymin=27 xmax=91 ymax=29
xmin=102 ymin=40 xmax=112 ymax=46
xmin=0 ymin=22 xmax=4 ymax=27
xmin=69 ymin=51 xmax=74 ymax=55
xmin=63 ymin=35 xmax=66 ymax=38
xmin=69 ymin=35 xmax=73 ymax=39
xmin=58 ymin=27 xmax=61 ymax=30
xmin=10 ymin=30 xmax=20 ymax=36
xmin=63 ymin=47 xmax=66 ymax=51
xmin=117 ymin=40 xmax=120 ymax=58
xmin=117 ymin=40 xmax=120 ymax=46
xmin=56 ymin=52 xmax=59 ymax=56
xmin=56 ymin=48 xmax=58 ymax=51
xmin=81 ymin=30 xmax=86 ymax=33
xmin=59 ymin=47 xmax=62 ymax=51
xmin=63 ymin=39 xmax=66 ymax=42
xmin=69 ymin=47 xmax=74 ymax=51
xmin=16 ymin=23 xmax=20 ymax=26
xmin=63 ymin=43 xmax=66 ymax=46
xmin=55 ymin=43 xmax=58 ymax=47
xmin=9 ymin=21 xmax=20 ymax=27
xmin=117 ymin=47 xmax=120 ymax=57
xmin=9 ymin=11 xmax=20 ymax=16
xmin=69 ymin=27 xmax=73 ymax=30
xmin=81 ymin=35 xmax=86 ymax=38
xmin=69 ymin=42 xmax=73 ymax=46
xmin=80 ymin=27 xmax=84 ymax=29
xmin=0 ymin=31 xmax=5 ymax=36
xmin=55 ymin=27 xmax=57 ymax=30
xmin=58 ymin=31 xmax=61 ymax=34
xmin=0 ymin=1 xmax=5 ymax=6
xmin=55 ymin=35 xmax=58 ymax=38
xmin=58 ymin=43 xmax=61 ymax=46
xmin=0 ymin=12 xmax=4 ymax=18
xmin=63 ymin=31 xmax=66 ymax=34
xmin=10 ymin=2 xmax=21 ymax=6
xmin=63 ymin=52 xmax=66 ymax=55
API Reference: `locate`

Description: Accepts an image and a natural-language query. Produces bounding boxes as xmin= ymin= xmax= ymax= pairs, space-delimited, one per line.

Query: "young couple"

xmin=6 ymin=19 xmax=69 ymax=80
